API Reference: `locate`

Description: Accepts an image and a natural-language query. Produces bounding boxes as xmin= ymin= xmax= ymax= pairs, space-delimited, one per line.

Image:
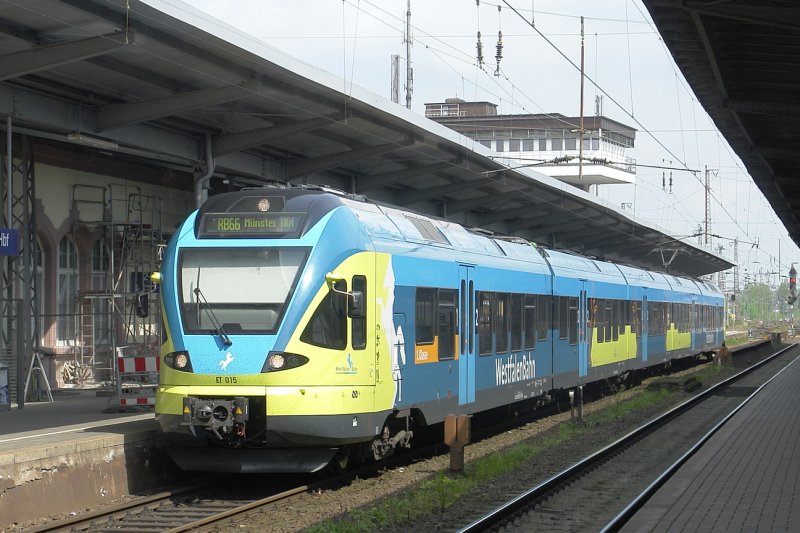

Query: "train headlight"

xmin=164 ymin=350 xmax=193 ymax=372
xmin=268 ymin=353 xmax=285 ymax=369
xmin=262 ymin=351 xmax=309 ymax=372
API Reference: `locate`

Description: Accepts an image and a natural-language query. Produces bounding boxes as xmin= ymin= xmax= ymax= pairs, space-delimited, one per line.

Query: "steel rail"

xmin=457 ymin=342 xmax=797 ymax=533
xmin=602 ymin=343 xmax=799 ymax=532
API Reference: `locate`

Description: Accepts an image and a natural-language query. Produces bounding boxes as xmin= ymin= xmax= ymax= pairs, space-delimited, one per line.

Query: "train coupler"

xmin=182 ymin=396 xmax=249 ymax=440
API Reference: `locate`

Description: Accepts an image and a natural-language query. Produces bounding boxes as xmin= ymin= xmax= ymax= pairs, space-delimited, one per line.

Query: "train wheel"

xmin=326 ymin=446 xmax=353 ymax=474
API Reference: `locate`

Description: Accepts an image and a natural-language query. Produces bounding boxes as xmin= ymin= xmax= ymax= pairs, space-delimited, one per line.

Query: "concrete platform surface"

xmin=623 ymin=350 xmax=800 ymax=532
xmin=0 ymin=391 xmax=179 ymax=530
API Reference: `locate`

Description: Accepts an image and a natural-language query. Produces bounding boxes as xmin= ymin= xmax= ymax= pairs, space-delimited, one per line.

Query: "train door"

xmin=458 ymin=264 xmax=476 ymax=405
xmin=578 ymin=282 xmax=588 ymax=378
xmin=641 ymin=292 xmax=649 ymax=362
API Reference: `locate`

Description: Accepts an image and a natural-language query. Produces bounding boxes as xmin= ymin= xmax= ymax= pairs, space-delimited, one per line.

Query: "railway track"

xmin=24 ymin=478 xmax=318 ymax=533
xmin=457 ymin=342 xmax=798 ymax=532
xmin=23 ymin=343 xmax=782 ymax=533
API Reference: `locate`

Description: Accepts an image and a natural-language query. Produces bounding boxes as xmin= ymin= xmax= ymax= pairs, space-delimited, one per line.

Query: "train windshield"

xmin=178 ymin=247 xmax=308 ymax=334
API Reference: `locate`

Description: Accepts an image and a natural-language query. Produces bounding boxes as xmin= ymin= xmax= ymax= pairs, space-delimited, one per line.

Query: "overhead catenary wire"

xmin=10 ymin=0 xmax=794 ymax=277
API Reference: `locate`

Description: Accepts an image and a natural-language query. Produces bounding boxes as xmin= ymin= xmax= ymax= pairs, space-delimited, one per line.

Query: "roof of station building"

xmin=643 ymin=0 xmax=800 ymax=254
xmin=0 ymin=0 xmax=733 ymax=277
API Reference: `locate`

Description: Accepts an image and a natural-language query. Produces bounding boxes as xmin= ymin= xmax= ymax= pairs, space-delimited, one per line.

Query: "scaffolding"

xmin=70 ymin=183 xmax=164 ymax=397
xmin=1 ymin=128 xmax=44 ymax=405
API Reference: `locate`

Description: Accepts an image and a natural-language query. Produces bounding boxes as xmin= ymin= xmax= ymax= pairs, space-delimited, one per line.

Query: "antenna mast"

xmin=405 ymin=0 xmax=413 ymax=109
xmin=578 ymin=16 xmax=585 ymax=183
xmin=391 ymin=54 xmax=400 ymax=104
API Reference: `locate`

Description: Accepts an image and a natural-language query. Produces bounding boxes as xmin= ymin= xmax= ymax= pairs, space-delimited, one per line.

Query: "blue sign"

xmin=0 ymin=229 xmax=19 ymax=256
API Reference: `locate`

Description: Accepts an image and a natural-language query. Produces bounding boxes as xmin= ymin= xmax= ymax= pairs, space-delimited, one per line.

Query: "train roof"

xmin=193 ymin=188 xmax=724 ymax=297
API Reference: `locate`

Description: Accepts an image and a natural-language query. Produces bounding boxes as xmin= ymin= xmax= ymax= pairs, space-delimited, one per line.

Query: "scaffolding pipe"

xmin=194 ymin=134 xmax=214 ymax=209
xmin=5 ymin=116 xmax=10 ymax=226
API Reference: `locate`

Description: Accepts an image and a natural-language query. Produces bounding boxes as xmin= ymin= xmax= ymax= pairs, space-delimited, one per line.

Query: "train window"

xmin=495 ymin=293 xmax=510 ymax=354
xmin=461 ymin=280 xmax=467 ymax=355
xmin=469 ymin=281 xmax=474 ymax=353
xmin=510 ymin=294 xmax=523 ymax=352
xmin=351 ymin=276 xmax=366 ymax=350
xmin=179 ymin=247 xmax=308 ymax=335
xmin=438 ymin=289 xmax=457 ymax=360
xmin=612 ymin=300 xmax=620 ymax=341
xmin=615 ymin=300 xmax=623 ymax=338
xmin=589 ymin=298 xmax=600 ymax=343
xmin=537 ymin=294 xmax=550 ymax=341
xmin=558 ymin=297 xmax=569 ymax=340
xmin=478 ymin=292 xmax=493 ymax=355
xmin=524 ymin=295 xmax=536 ymax=350
xmin=300 ymin=280 xmax=347 ymax=349
xmin=415 ymin=288 xmax=436 ymax=344
xmin=568 ymin=297 xmax=578 ymax=345
xmin=631 ymin=301 xmax=641 ymax=336
xmin=666 ymin=303 xmax=672 ymax=332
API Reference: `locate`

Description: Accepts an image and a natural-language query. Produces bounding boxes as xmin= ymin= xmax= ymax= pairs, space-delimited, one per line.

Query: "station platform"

xmin=0 ymin=391 xmax=182 ymax=530
xmin=623 ymin=345 xmax=800 ymax=532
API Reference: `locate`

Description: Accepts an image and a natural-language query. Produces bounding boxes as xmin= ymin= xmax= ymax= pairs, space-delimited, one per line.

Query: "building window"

xmin=538 ymin=138 xmax=547 ymax=151
xmin=552 ymin=138 xmax=563 ymax=151
xmin=495 ymin=140 xmax=505 ymax=152
xmin=565 ymin=138 xmax=577 ymax=150
xmin=479 ymin=140 xmax=491 ymax=148
xmin=522 ymin=139 xmax=534 ymax=151
xmin=509 ymin=139 xmax=521 ymax=152
xmin=91 ymin=239 xmax=110 ymax=344
xmin=57 ymin=236 xmax=78 ymax=345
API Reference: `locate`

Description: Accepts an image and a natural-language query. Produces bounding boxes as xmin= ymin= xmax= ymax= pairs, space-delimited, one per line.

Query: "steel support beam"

xmin=287 ymin=138 xmax=412 ymax=179
xmin=446 ymin=190 xmax=523 ymax=215
xmin=0 ymin=31 xmax=131 ymax=81
xmin=213 ymin=112 xmax=347 ymax=157
xmin=724 ymin=98 xmax=800 ymax=116
xmin=357 ymin=160 xmax=458 ymax=192
xmin=507 ymin=207 xmax=591 ymax=233
xmin=96 ymin=82 xmax=255 ymax=131
xmin=395 ymin=180 xmax=484 ymax=206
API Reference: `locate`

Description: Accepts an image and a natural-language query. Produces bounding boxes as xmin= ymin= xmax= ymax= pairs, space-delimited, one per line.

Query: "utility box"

xmin=444 ymin=414 xmax=471 ymax=472
xmin=0 ymin=364 xmax=9 ymax=411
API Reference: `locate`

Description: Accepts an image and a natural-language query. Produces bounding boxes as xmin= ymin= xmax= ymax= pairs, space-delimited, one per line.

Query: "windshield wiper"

xmin=194 ymin=287 xmax=232 ymax=346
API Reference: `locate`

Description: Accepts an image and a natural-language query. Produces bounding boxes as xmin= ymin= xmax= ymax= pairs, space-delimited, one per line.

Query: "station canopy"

xmin=0 ymin=0 xmax=732 ymax=278
xmin=643 ymin=0 xmax=800 ymax=257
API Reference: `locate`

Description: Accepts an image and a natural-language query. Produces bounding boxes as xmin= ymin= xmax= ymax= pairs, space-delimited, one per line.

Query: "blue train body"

xmin=154 ymin=187 xmax=724 ymax=472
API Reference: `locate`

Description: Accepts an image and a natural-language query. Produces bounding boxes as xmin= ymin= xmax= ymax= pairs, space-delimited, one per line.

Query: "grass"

xmin=307 ymin=387 xmax=679 ymax=533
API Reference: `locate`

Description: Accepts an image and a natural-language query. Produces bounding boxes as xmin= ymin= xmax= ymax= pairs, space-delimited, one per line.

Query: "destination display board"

xmin=200 ymin=212 xmax=305 ymax=237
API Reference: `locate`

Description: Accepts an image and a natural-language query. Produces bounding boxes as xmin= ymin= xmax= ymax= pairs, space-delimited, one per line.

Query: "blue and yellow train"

xmin=154 ymin=186 xmax=725 ymax=472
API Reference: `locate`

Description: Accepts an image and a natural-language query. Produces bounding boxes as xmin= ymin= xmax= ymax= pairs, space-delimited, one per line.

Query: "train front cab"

xmin=155 ymin=194 xmax=401 ymax=473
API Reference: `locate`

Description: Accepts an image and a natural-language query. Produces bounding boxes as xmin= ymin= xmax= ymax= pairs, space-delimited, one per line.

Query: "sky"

xmin=191 ymin=0 xmax=799 ymax=290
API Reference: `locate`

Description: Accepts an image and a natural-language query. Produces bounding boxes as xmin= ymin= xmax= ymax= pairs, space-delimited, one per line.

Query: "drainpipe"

xmin=194 ymin=134 xmax=214 ymax=209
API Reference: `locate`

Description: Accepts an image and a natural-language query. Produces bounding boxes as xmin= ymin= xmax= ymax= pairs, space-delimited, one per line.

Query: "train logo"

xmin=218 ymin=352 xmax=234 ymax=371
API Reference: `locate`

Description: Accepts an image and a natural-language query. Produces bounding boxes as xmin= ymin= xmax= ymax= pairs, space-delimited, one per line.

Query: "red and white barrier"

xmin=116 ymin=347 xmax=160 ymax=408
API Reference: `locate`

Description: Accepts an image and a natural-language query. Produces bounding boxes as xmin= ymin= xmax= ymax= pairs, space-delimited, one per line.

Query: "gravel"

xmin=225 ymin=361 xmax=742 ymax=533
